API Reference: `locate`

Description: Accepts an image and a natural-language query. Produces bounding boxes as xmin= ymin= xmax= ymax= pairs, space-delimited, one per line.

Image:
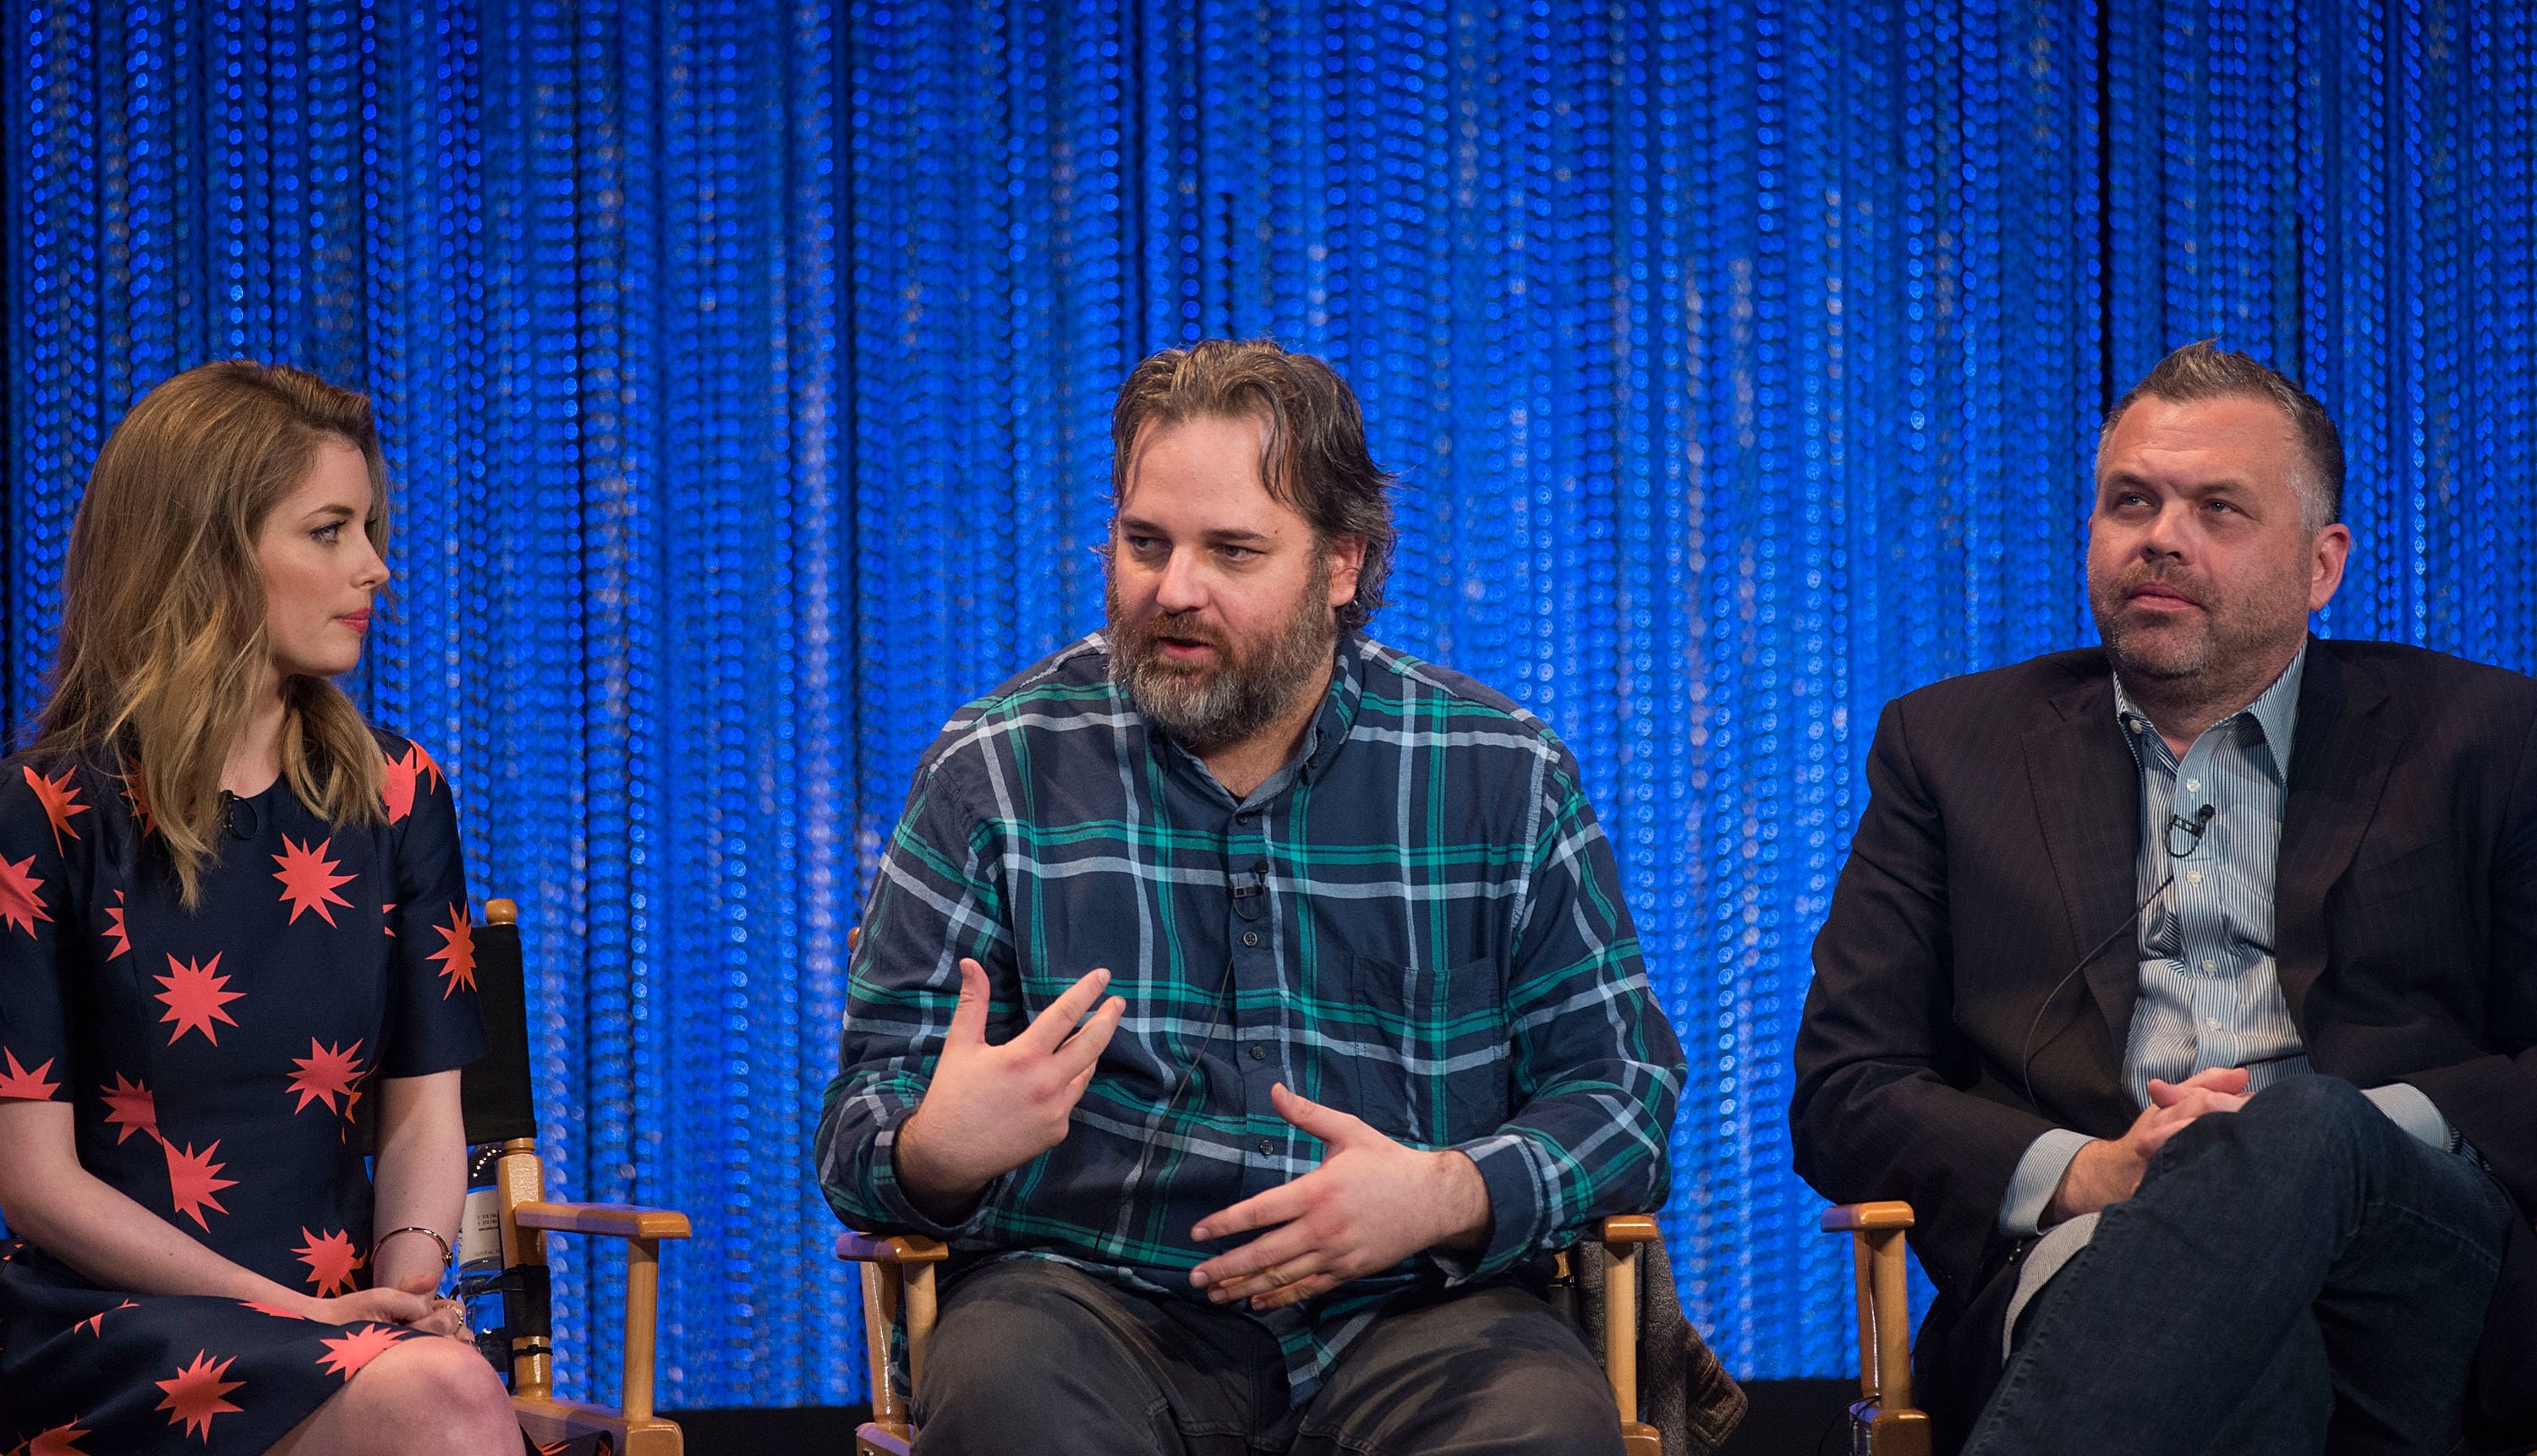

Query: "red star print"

xmin=22 ymin=764 xmax=88 ymax=854
xmin=154 ymin=953 xmax=242 ymax=1046
xmin=75 ymin=1300 xmax=138 ymax=1337
xmin=0 ymin=851 xmax=52 ymax=938
xmin=271 ymin=835 xmax=356 ymax=926
xmin=15 ymin=1418 xmax=92 ymax=1455
xmin=294 ymin=1228 xmax=365 ymax=1297
xmin=121 ymin=762 xmax=154 ymax=835
xmin=101 ymin=1072 xmax=158 ymax=1144
xmin=238 ymin=1299 xmax=312 ymax=1320
xmin=428 ymin=906 xmax=476 ymax=999
xmin=381 ymin=901 xmax=397 ymax=937
xmin=381 ymin=742 xmax=445 ymax=824
xmin=286 ymin=1038 xmax=366 ymax=1114
xmin=0 ymin=1049 xmax=59 ymax=1100
xmin=317 ymin=1323 xmax=408 ymax=1379
xmin=162 ymin=1140 xmax=237 ymax=1229
xmin=152 ymin=1351 xmax=243 ymax=1438
xmin=102 ymin=889 xmax=130 ymax=960
xmin=337 ymin=1082 xmax=364 ymax=1142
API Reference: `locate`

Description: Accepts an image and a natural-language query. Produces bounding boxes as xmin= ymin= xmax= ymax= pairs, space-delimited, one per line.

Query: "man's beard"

xmin=1107 ymin=557 xmax=1340 ymax=753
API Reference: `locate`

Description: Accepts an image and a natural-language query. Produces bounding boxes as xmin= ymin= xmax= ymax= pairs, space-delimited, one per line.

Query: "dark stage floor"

xmin=664 ymin=1377 xmax=1858 ymax=1454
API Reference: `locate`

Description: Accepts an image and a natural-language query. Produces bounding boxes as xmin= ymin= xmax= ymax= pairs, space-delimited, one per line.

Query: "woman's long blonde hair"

xmin=33 ymin=360 xmax=391 ymax=906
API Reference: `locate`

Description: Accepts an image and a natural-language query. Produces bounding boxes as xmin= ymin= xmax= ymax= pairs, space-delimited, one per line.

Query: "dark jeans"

xmin=907 ymin=1257 xmax=1623 ymax=1455
xmin=1965 ymin=1075 xmax=2517 ymax=1456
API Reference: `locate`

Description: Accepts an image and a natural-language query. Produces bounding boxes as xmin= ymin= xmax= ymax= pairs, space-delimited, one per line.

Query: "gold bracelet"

xmin=376 ymin=1224 xmax=452 ymax=1271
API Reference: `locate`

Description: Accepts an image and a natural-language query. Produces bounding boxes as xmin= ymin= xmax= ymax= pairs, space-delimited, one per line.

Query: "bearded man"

xmin=1793 ymin=342 xmax=2537 ymax=1454
xmin=816 ymin=339 xmax=1686 ymax=1455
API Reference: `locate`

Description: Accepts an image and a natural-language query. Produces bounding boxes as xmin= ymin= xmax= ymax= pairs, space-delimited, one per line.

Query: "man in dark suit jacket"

xmin=1793 ymin=342 xmax=2537 ymax=1454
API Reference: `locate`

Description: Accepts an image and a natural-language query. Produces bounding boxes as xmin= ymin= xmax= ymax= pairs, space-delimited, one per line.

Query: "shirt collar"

xmin=1301 ymin=634 xmax=1367 ymax=781
xmin=2112 ymin=639 xmax=2309 ymax=782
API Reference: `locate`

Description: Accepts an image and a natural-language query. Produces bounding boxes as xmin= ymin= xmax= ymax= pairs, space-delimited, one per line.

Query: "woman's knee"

xmin=353 ymin=1335 xmax=515 ymax=1433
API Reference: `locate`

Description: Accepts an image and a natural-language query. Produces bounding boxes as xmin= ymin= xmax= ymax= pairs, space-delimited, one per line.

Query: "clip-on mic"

xmin=1230 ymin=859 xmax=1268 ymax=921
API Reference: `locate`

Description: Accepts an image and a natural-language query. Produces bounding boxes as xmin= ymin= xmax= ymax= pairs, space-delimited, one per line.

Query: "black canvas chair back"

xmin=459 ymin=898 xmax=692 ymax=1456
xmin=461 ymin=901 xmax=538 ymax=1145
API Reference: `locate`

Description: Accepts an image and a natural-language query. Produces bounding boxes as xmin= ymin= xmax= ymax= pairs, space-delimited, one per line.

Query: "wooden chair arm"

xmin=1820 ymin=1201 xmax=1915 ymax=1232
xmin=1598 ymin=1213 xmax=1661 ymax=1245
xmin=507 ymin=1201 xmax=687 ymax=1426
xmin=1818 ymin=1201 xmax=1928 ymax=1456
xmin=512 ymin=1201 xmax=692 ymax=1240
xmin=835 ymin=1230 xmax=950 ymax=1263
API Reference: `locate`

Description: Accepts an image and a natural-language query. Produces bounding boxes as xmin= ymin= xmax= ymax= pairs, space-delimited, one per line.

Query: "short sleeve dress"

xmin=0 ymin=731 xmax=490 ymax=1453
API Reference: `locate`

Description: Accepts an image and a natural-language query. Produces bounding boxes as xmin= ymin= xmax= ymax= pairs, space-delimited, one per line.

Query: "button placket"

xmin=1226 ymin=807 xmax=1284 ymax=1191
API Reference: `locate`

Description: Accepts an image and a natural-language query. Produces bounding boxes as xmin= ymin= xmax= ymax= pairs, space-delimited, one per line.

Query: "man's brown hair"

xmin=2098 ymin=340 xmax=2345 ymax=532
xmin=1110 ymin=339 xmax=1396 ymax=632
xmin=30 ymin=360 xmax=390 ymax=906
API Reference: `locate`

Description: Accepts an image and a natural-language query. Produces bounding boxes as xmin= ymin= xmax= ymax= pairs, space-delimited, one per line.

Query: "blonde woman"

xmin=0 ymin=363 xmax=523 ymax=1453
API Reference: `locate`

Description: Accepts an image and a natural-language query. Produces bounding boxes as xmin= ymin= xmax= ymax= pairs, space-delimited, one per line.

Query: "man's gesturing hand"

xmin=2049 ymin=1065 xmax=2250 ymax=1223
xmin=1186 ymin=1083 xmax=1493 ymax=1312
xmin=894 ymin=959 xmax=1126 ymax=1223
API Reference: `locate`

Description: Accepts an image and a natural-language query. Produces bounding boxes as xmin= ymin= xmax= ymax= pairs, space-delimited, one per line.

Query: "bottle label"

xmin=457 ymin=1185 xmax=504 ymax=1273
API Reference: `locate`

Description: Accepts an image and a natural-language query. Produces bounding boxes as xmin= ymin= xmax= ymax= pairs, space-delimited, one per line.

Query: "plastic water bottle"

xmin=451 ymin=1142 xmax=509 ymax=1381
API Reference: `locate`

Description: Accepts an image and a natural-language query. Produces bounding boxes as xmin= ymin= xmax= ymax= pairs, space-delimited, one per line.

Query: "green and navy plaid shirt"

xmin=816 ymin=631 xmax=1685 ymax=1401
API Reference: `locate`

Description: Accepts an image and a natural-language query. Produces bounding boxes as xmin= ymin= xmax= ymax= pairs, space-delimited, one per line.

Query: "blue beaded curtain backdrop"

xmin=3 ymin=0 xmax=2529 ymax=1408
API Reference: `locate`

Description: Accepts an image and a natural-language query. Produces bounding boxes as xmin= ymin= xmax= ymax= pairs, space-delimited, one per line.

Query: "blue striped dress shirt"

xmin=1998 ymin=644 xmax=2454 ymax=1238
xmin=2116 ymin=649 xmax=2310 ymax=1103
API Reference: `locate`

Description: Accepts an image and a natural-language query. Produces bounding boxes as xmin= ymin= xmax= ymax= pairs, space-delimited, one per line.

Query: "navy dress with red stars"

xmin=0 ymin=731 xmax=489 ymax=1453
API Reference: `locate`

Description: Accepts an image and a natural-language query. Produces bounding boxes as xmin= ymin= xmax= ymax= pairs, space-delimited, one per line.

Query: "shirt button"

xmin=2205 ymin=1017 xmax=2222 ymax=1030
xmin=2201 ymin=958 xmax=2217 ymax=971
xmin=2187 ymin=870 xmax=2203 ymax=884
xmin=1242 ymin=931 xmax=1260 ymax=947
xmin=1248 ymin=1043 xmax=1267 ymax=1061
xmin=2184 ymin=778 xmax=2200 ymax=792
xmin=1258 ymin=1137 xmax=1275 ymax=1155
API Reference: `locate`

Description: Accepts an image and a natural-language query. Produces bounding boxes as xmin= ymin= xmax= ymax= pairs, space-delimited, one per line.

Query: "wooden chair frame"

xmin=1820 ymin=1201 xmax=1930 ymax=1456
xmin=479 ymin=899 xmax=695 ymax=1456
xmin=838 ymin=1215 xmax=1668 ymax=1456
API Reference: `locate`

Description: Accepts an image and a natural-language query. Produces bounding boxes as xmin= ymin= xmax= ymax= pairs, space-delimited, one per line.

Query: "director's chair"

xmin=465 ymin=898 xmax=693 ymax=1456
xmin=831 ymin=924 xmax=1672 ymax=1455
xmin=835 ymin=1218 xmax=1669 ymax=1455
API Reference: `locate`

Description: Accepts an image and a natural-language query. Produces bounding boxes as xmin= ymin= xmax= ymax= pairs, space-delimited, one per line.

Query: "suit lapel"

xmin=2022 ymin=666 xmax=2145 ymax=1046
xmin=2275 ymin=645 xmax=2398 ymax=1023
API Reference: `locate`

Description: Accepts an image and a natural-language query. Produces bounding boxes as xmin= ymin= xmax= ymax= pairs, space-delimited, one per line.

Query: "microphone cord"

xmin=2016 ymin=801 xmax=2214 ymax=1112
xmin=2017 ymin=871 xmax=2172 ymax=1114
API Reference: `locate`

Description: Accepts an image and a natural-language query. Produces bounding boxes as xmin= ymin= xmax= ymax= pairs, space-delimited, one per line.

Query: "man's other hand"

xmin=2049 ymin=1065 xmax=2250 ymax=1223
xmin=894 ymin=959 xmax=1125 ymax=1222
xmin=1186 ymin=1082 xmax=1493 ymax=1311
